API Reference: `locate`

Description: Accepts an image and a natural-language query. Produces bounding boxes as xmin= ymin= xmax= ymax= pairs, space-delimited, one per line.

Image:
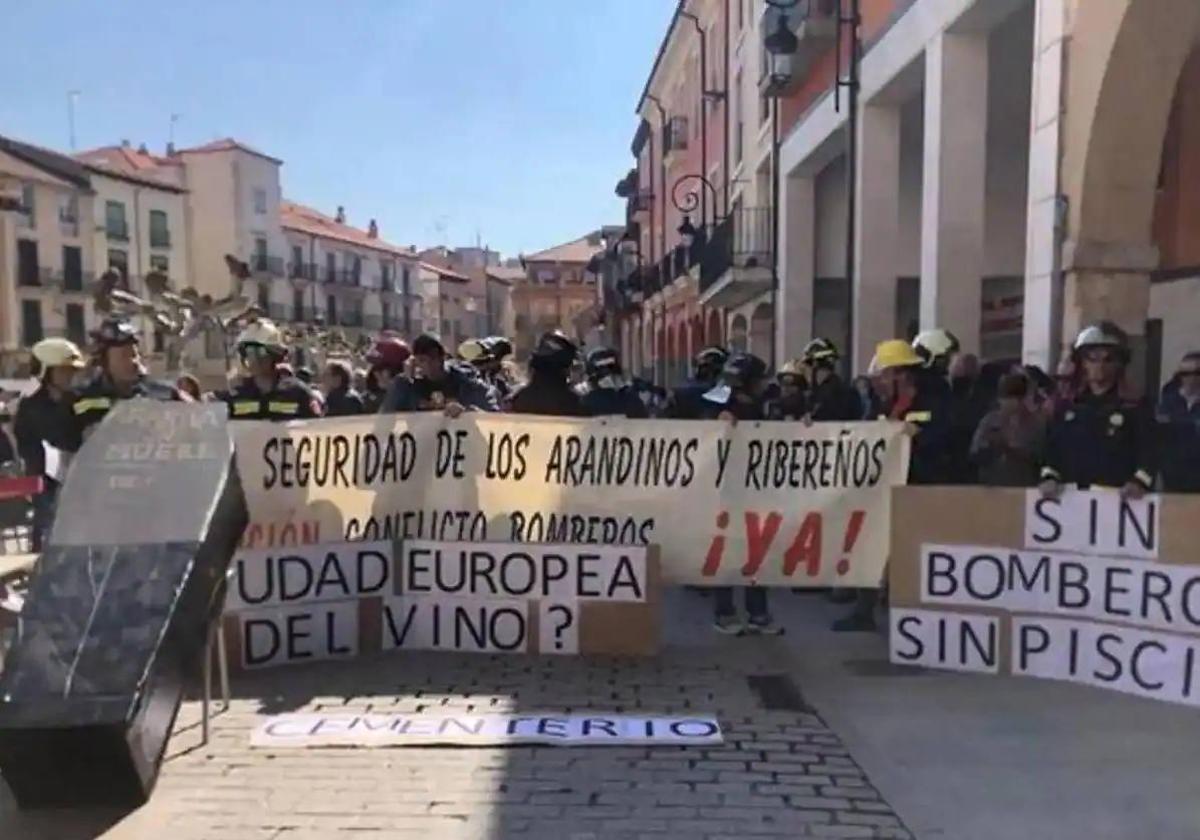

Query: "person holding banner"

xmin=363 ymin=336 xmax=411 ymax=414
xmin=664 ymin=347 xmax=728 ymax=420
xmin=510 ymin=331 xmax=587 ymax=417
xmin=579 ymin=347 xmax=647 ymax=418
xmin=801 ymin=338 xmax=861 ymax=422
xmin=1039 ymin=322 xmax=1156 ymax=500
xmin=835 ymin=338 xmax=951 ymax=632
xmin=225 ymin=320 xmax=323 ymax=421
xmin=702 ymin=352 xmax=782 ymax=636
xmin=380 ymin=334 xmax=499 ymax=416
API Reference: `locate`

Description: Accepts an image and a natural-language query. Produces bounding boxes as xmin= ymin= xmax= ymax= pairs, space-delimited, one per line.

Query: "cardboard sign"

xmin=230 ymin=414 xmax=910 ymax=586
xmin=250 ymin=713 xmax=723 ymax=748
xmin=224 ymin=540 xmax=662 ymax=669
xmin=890 ymin=487 xmax=1200 ymax=707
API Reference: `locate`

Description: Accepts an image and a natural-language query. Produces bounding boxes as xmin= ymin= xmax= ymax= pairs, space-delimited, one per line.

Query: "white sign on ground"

xmin=250 ymin=713 xmax=724 ymax=748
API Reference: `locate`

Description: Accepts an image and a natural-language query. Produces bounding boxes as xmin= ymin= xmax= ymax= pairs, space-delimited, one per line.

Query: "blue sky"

xmin=0 ymin=0 xmax=675 ymax=256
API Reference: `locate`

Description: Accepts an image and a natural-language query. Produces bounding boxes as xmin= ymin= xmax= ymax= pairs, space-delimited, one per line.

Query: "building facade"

xmin=0 ymin=138 xmax=97 ymax=372
xmin=512 ymin=232 xmax=608 ymax=360
xmin=624 ymin=0 xmax=1200 ymax=392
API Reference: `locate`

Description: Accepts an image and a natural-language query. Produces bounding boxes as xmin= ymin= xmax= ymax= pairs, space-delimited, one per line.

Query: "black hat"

xmin=530 ymin=330 xmax=578 ymax=370
xmin=693 ymin=346 xmax=729 ymax=374
xmin=722 ymin=352 xmax=767 ymax=388
xmin=483 ymin=336 xmax=513 ymax=360
xmin=585 ymin=346 xmax=621 ymax=378
xmin=412 ymin=333 xmax=446 ymax=357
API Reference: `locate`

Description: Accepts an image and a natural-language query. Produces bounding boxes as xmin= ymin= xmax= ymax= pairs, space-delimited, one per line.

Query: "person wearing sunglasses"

xmin=1039 ymin=321 xmax=1155 ymax=500
xmin=226 ymin=319 xmax=322 ymax=421
xmin=1156 ymin=351 xmax=1200 ymax=493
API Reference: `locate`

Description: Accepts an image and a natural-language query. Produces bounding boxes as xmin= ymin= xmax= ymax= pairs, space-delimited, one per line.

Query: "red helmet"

xmin=367 ymin=336 xmax=411 ymax=371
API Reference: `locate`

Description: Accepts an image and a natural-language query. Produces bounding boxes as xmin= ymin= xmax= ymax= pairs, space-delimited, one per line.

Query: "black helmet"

xmin=721 ymin=352 xmax=767 ymax=389
xmin=802 ymin=337 xmax=839 ymax=367
xmin=483 ymin=336 xmax=513 ymax=361
xmin=585 ymin=347 xmax=622 ymax=380
xmin=92 ymin=316 xmax=140 ymax=349
xmin=693 ymin=346 xmax=729 ymax=376
xmin=530 ymin=330 xmax=578 ymax=372
xmin=1073 ymin=321 xmax=1130 ymax=364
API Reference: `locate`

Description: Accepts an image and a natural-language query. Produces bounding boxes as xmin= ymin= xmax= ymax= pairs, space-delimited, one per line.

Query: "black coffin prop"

xmin=0 ymin=402 xmax=247 ymax=809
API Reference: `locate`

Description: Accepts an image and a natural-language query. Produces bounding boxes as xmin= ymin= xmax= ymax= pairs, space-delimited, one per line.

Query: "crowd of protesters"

xmin=2 ymin=310 xmax=1197 ymax=636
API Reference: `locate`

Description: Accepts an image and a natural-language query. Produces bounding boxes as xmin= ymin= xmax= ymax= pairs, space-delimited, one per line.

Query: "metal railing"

xmin=17 ymin=266 xmax=52 ymax=288
xmin=253 ymin=254 xmax=285 ymax=277
xmin=698 ymin=207 xmax=773 ymax=293
xmin=106 ymin=220 xmax=129 ymax=241
xmin=149 ymin=230 xmax=171 ymax=249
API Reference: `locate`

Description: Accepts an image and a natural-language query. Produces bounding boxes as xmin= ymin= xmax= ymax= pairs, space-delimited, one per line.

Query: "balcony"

xmin=18 ymin=266 xmax=52 ymax=288
xmin=289 ymin=262 xmax=318 ymax=281
xmin=698 ymin=207 xmax=774 ymax=307
xmin=337 ymin=268 xmax=362 ymax=287
xmin=150 ymin=230 xmax=171 ymax=249
xmin=252 ymin=254 xmax=285 ymax=277
xmin=106 ymin=219 xmax=129 ymax=241
xmin=44 ymin=269 xmax=91 ymax=293
xmin=758 ymin=0 xmax=839 ymax=99
xmin=340 ymin=311 xmax=364 ymax=328
xmin=58 ymin=213 xmax=79 ymax=238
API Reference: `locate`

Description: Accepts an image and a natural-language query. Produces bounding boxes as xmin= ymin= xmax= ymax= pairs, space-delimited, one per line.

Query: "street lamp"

xmin=763 ymin=12 xmax=800 ymax=90
xmin=671 ymin=173 xmax=721 ymax=251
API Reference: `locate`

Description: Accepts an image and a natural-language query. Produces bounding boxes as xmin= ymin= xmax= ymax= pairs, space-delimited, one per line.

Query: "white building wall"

xmin=1150 ymin=278 xmax=1200 ymax=378
xmin=178 ymin=152 xmax=239 ymax=299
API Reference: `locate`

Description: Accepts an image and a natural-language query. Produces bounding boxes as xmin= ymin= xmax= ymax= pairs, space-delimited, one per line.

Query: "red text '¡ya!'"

xmin=701 ymin=510 xmax=866 ymax=579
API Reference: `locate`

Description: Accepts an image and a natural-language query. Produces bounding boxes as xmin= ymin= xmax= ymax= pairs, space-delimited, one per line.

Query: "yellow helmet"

xmin=457 ymin=338 xmax=489 ymax=363
xmin=871 ymin=339 xmax=923 ymax=373
xmin=32 ymin=337 xmax=87 ymax=369
xmin=777 ymin=359 xmax=806 ymax=384
xmin=236 ymin=319 xmax=285 ymax=352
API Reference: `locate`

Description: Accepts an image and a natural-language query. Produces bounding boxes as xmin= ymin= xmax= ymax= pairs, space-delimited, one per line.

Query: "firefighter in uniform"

xmin=73 ymin=316 xmax=184 ymax=440
xmin=225 ymin=320 xmax=322 ymax=421
xmin=510 ymin=331 xmax=586 ymax=416
xmin=911 ymin=328 xmax=959 ymax=400
xmin=834 ymin=339 xmax=953 ymax=632
xmin=363 ymin=336 xmax=411 ymax=413
xmin=767 ymin=359 xmax=808 ymax=420
xmin=579 ymin=347 xmax=647 ymax=418
xmin=802 ymin=337 xmax=861 ymax=422
xmin=1039 ymin=322 xmax=1156 ymax=500
xmin=665 ymin=346 xmax=728 ymax=419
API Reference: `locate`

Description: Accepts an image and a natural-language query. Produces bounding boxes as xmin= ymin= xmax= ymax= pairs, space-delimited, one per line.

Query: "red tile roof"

xmin=177 ymin=138 xmax=283 ymax=165
xmin=485 ymin=265 xmax=525 ymax=286
xmin=523 ymin=231 xmax=607 ymax=264
xmin=281 ymin=201 xmax=416 ymax=259
xmin=420 ymin=262 xmax=471 ymax=283
xmin=76 ymin=144 xmax=180 ymax=172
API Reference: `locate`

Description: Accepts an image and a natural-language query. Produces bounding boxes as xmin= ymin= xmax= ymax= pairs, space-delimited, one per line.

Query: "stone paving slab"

xmin=0 ymin=627 xmax=914 ymax=840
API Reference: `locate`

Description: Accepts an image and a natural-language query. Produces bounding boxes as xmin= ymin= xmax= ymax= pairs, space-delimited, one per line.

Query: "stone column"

xmin=854 ymin=105 xmax=902 ymax=371
xmin=775 ymin=173 xmax=815 ymax=363
xmin=920 ymin=31 xmax=989 ymax=353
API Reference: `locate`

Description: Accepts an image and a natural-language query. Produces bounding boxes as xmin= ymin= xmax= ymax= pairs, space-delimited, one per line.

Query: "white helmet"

xmin=32 ymin=337 xmax=87 ymax=369
xmin=912 ymin=328 xmax=960 ymax=368
xmin=236 ymin=319 xmax=285 ymax=353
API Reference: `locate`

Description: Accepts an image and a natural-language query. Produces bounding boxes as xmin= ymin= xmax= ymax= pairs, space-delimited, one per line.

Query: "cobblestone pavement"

xmin=0 ymin=594 xmax=914 ymax=840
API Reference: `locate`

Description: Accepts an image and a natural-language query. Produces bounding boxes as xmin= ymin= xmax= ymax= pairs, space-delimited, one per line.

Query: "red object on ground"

xmin=0 ymin=476 xmax=43 ymax=501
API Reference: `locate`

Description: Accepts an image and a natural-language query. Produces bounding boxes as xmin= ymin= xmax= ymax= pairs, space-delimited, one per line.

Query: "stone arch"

xmin=749 ymin=303 xmax=773 ymax=362
xmin=1061 ymin=0 xmax=1200 ymax=343
xmin=729 ymin=314 xmax=748 ymax=352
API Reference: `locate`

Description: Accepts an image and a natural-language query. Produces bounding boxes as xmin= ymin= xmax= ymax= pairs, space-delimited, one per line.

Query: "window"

xmin=62 ymin=246 xmax=83 ymax=291
xmin=537 ymin=268 xmax=556 ymax=284
xmin=59 ymin=194 xmax=78 ymax=236
xmin=65 ymin=303 xmax=86 ymax=347
xmin=253 ymin=187 xmax=267 ymax=214
xmin=326 ymin=295 xmax=337 ymax=324
xmin=381 ymin=260 xmax=392 ymax=289
xmin=254 ymin=237 xmax=268 ymax=271
xmin=325 ymin=252 xmax=337 ymax=283
xmin=18 ymin=184 xmax=34 ymax=228
xmin=150 ymin=254 xmax=169 ymax=274
xmin=148 ymin=210 xmax=170 ymax=248
xmin=402 ymin=263 xmax=411 ymax=296
xmin=382 ymin=301 xmax=391 ymax=328
xmin=17 ymin=239 xmax=39 ymax=287
xmin=257 ymin=283 xmax=269 ymax=311
xmin=293 ymin=289 xmax=305 ymax=322
xmin=105 ymin=200 xmax=128 ymax=240
xmin=291 ymin=245 xmax=304 ymax=278
xmin=21 ymin=300 xmax=43 ymax=345
xmin=352 ymin=255 xmax=363 ymax=284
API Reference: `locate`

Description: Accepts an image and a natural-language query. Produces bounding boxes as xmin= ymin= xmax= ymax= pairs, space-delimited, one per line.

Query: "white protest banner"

xmin=236 ymin=599 xmax=359 ymax=669
xmin=230 ymin=414 xmax=909 ymax=587
xmin=919 ymin=543 xmax=1200 ymax=636
xmin=1023 ymin=489 xmax=1159 ymax=560
xmin=250 ymin=713 xmax=724 ymax=748
xmin=381 ymin=595 xmax=531 ymax=654
xmin=399 ymin=540 xmax=647 ymax=602
xmin=891 ymin=487 xmax=1200 ymax=708
xmin=1011 ymin=616 xmax=1200 ymax=708
xmin=889 ymin=608 xmax=1000 ymax=674
xmin=540 ymin=601 xmax=579 ymax=654
xmin=227 ymin=541 xmax=393 ymax=609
